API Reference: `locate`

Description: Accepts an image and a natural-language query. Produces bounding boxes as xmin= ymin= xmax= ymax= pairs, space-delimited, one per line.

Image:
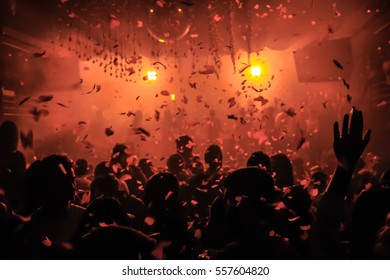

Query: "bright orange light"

xmin=149 ymin=9 xmax=154 ymax=13
xmin=178 ymin=8 xmax=182 ymax=12
xmin=170 ymin=94 xmax=175 ymax=101
xmin=147 ymin=71 xmax=157 ymax=81
xmin=251 ymin=66 xmax=261 ymax=77
xmin=158 ymin=39 xmax=165 ymax=43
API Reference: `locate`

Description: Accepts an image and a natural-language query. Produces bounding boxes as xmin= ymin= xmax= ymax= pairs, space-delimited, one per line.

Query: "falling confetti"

xmin=189 ymin=82 xmax=197 ymax=89
xmin=296 ymin=133 xmax=306 ymax=151
xmin=136 ymin=127 xmax=151 ymax=137
xmin=84 ymin=84 xmax=96 ymax=94
xmin=18 ymin=96 xmax=31 ymax=106
xmin=33 ymin=51 xmax=46 ymax=57
xmin=20 ymin=130 xmax=33 ymax=148
xmin=144 ymin=216 xmax=155 ymax=226
xmin=56 ymin=102 xmax=69 ymax=108
xmin=105 ymin=127 xmax=114 ymax=136
xmin=155 ymin=110 xmax=161 ymax=121
xmin=38 ymin=95 xmax=53 ymax=102
xmin=152 ymin=61 xmax=167 ymax=69
xmin=343 ymin=79 xmax=350 ymax=90
xmin=333 ymin=59 xmax=343 ymax=70
xmin=285 ymin=107 xmax=297 ymax=117
xmin=29 ymin=107 xmax=49 ymax=122
xmin=228 ymin=97 xmax=236 ymax=108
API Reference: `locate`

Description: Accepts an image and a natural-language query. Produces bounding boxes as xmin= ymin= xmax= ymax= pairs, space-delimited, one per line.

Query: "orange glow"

xmin=170 ymin=93 xmax=175 ymax=101
xmin=251 ymin=66 xmax=261 ymax=77
xmin=149 ymin=9 xmax=154 ymax=13
xmin=147 ymin=70 xmax=157 ymax=81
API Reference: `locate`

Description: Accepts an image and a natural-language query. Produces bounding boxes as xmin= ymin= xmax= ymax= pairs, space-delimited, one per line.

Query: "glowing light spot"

xmin=149 ymin=9 xmax=154 ymax=13
xmin=147 ymin=71 xmax=157 ymax=81
xmin=178 ymin=8 xmax=182 ymax=12
xmin=144 ymin=216 xmax=155 ymax=226
xmin=251 ymin=66 xmax=261 ymax=77
xmin=170 ymin=94 xmax=175 ymax=101
xmin=158 ymin=39 xmax=165 ymax=43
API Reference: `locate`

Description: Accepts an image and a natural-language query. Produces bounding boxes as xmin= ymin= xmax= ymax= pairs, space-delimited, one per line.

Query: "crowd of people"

xmin=0 ymin=108 xmax=389 ymax=259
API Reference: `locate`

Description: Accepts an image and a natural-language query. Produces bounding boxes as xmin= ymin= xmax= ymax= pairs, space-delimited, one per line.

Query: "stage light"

xmin=149 ymin=9 xmax=154 ymax=13
xmin=170 ymin=94 xmax=176 ymax=101
xmin=147 ymin=71 xmax=157 ymax=81
xmin=251 ymin=66 xmax=261 ymax=77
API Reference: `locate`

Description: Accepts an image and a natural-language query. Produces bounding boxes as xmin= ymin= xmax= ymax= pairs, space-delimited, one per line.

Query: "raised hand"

xmin=333 ymin=109 xmax=371 ymax=172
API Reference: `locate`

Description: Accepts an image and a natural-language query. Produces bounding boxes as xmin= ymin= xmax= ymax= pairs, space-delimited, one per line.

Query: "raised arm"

xmin=326 ymin=109 xmax=371 ymax=196
xmin=311 ymin=108 xmax=371 ymax=259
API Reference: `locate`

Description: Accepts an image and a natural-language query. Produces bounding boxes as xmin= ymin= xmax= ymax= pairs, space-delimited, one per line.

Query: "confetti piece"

xmin=328 ymin=24 xmax=334 ymax=34
xmin=155 ymin=110 xmax=161 ymax=121
xmin=296 ymin=136 xmax=306 ymax=151
xmin=300 ymin=225 xmax=311 ymax=231
xmin=29 ymin=107 xmax=49 ymax=121
xmin=253 ymin=95 xmax=269 ymax=106
xmin=84 ymin=84 xmax=96 ymax=94
xmin=333 ymin=59 xmax=343 ymax=70
xmin=342 ymin=79 xmax=350 ymax=90
xmin=105 ymin=127 xmax=114 ymax=136
xmin=144 ymin=216 xmax=155 ymax=226
xmin=377 ymin=101 xmax=388 ymax=107
xmin=160 ymin=90 xmax=170 ymax=96
xmin=136 ymin=127 xmax=151 ymax=137
xmin=251 ymin=86 xmax=263 ymax=93
xmin=20 ymin=130 xmax=33 ymax=148
xmin=38 ymin=95 xmax=53 ymax=102
xmin=165 ymin=191 xmax=174 ymax=200
xmin=228 ymin=97 xmax=236 ymax=108
xmin=18 ymin=96 xmax=31 ymax=106
xmin=152 ymin=61 xmax=167 ymax=69
xmin=42 ymin=236 xmax=52 ymax=247
xmin=56 ymin=102 xmax=69 ymax=108
xmin=285 ymin=107 xmax=296 ymax=117
xmin=58 ymin=163 xmax=67 ymax=175
xmin=198 ymin=65 xmax=215 ymax=75
xmin=227 ymin=115 xmax=238 ymax=120
xmin=33 ymin=51 xmax=46 ymax=57
xmin=189 ymin=82 xmax=197 ymax=89
xmin=239 ymin=64 xmax=250 ymax=74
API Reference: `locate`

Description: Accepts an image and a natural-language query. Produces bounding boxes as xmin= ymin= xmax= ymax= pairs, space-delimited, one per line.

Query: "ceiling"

xmin=1 ymin=0 xmax=389 ymax=53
